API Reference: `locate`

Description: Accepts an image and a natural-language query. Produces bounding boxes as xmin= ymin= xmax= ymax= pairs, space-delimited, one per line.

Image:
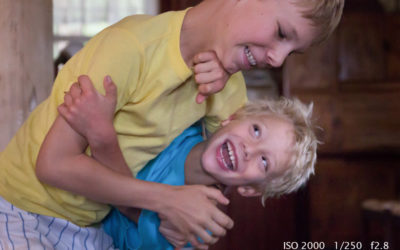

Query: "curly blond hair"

xmin=234 ymin=97 xmax=318 ymax=205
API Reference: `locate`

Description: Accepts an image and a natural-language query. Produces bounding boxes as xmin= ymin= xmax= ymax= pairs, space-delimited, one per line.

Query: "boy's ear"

xmin=237 ymin=186 xmax=262 ymax=197
xmin=221 ymin=115 xmax=235 ymax=127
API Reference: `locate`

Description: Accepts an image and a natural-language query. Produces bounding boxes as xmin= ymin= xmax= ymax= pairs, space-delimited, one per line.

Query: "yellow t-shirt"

xmin=0 ymin=10 xmax=247 ymax=226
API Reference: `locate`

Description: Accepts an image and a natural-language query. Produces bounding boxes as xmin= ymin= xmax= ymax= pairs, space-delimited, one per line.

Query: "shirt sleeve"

xmin=52 ymin=26 xmax=144 ymax=111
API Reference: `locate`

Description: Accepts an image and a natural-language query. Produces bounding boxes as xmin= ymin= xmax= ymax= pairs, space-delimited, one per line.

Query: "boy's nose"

xmin=242 ymin=141 xmax=260 ymax=160
xmin=266 ymin=47 xmax=290 ymax=68
xmin=241 ymin=142 xmax=249 ymax=160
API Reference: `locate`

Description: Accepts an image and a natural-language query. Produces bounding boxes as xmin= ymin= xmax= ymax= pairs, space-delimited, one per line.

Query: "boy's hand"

xmin=159 ymin=219 xmax=190 ymax=249
xmin=193 ymin=51 xmax=229 ymax=104
xmin=159 ymin=218 xmax=222 ymax=250
xmin=58 ymin=75 xmax=117 ymax=147
xmin=159 ymin=185 xmax=233 ymax=249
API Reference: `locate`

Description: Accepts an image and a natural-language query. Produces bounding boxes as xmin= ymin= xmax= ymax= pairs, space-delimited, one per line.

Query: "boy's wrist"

xmin=87 ymin=124 xmax=117 ymax=152
xmin=144 ymin=183 xmax=174 ymax=214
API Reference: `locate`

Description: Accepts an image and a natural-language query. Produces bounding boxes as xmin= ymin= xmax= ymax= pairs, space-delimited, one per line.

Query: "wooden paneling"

xmin=0 ymin=0 xmax=53 ymax=150
xmin=284 ymin=9 xmax=400 ymax=247
xmin=285 ymin=14 xmax=400 ymax=154
xmin=309 ymin=158 xmax=399 ymax=245
xmin=386 ymin=16 xmax=400 ymax=80
xmin=283 ymin=35 xmax=338 ymax=93
xmin=211 ymin=192 xmax=298 ymax=250
xmin=338 ymin=13 xmax=386 ymax=83
xmin=296 ymin=84 xmax=400 ymax=154
xmin=337 ymin=13 xmax=400 ymax=83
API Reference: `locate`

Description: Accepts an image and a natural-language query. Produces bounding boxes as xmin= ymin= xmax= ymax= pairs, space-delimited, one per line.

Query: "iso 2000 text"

xmin=283 ymin=242 xmax=326 ymax=249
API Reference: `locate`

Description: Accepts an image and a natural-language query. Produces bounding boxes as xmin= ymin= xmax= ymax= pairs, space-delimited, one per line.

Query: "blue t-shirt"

xmin=103 ymin=124 xmax=203 ymax=250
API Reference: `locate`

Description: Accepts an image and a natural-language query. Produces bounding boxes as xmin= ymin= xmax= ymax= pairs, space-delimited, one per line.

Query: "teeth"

xmin=227 ymin=142 xmax=236 ymax=169
xmin=245 ymin=46 xmax=256 ymax=66
xmin=220 ymin=142 xmax=236 ymax=170
xmin=220 ymin=146 xmax=229 ymax=169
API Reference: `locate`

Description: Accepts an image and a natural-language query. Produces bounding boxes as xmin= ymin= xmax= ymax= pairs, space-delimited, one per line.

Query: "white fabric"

xmin=0 ymin=196 xmax=116 ymax=250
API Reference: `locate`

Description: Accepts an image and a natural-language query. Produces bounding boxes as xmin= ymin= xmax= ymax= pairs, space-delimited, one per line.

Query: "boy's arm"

xmin=62 ymin=76 xmax=142 ymax=223
xmin=59 ymin=75 xmax=131 ymax=176
xmin=36 ymin=76 xmax=233 ymax=248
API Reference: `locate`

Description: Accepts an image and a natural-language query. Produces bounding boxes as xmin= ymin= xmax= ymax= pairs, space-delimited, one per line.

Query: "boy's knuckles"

xmin=85 ymin=91 xmax=95 ymax=98
xmin=216 ymin=70 xmax=225 ymax=79
xmin=193 ymin=64 xmax=201 ymax=72
xmin=195 ymin=74 xmax=203 ymax=83
xmin=211 ymin=61 xmax=219 ymax=68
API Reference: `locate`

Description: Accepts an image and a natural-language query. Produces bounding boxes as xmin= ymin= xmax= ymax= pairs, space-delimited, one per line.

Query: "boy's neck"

xmin=179 ymin=0 xmax=223 ymax=67
xmin=184 ymin=141 xmax=219 ymax=186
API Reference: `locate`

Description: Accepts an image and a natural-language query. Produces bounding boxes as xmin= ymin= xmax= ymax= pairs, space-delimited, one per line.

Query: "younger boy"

xmin=58 ymin=79 xmax=317 ymax=249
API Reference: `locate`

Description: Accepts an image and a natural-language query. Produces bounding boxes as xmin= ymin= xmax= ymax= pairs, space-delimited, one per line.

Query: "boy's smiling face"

xmin=201 ymin=114 xmax=295 ymax=189
xmin=214 ymin=0 xmax=315 ymax=73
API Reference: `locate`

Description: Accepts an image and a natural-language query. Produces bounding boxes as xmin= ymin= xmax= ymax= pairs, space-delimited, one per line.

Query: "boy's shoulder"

xmin=110 ymin=10 xmax=188 ymax=41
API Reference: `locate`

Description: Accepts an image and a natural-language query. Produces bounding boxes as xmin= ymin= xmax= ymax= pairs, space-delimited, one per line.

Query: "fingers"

xmin=192 ymin=51 xmax=229 ymax=102
xmin=188 ymin=234 xmax=209 ymax=250
xmin=196 ymin=93 xmax=207 ymax=104
xmin=193 ymin=51 xmax=218 ymax=65
xmin=77 ymin=75 xmax=96 ymax=95
xmin=204 ymin=187 xmax=230 ymax=206
xmin=57 ymin=104 xmax=69 ymax=120
xmin=69 ymin=82 xmax=82 ymax=99
xmin=211 ymin=210 xmax=234 ymax=231
xmin=193 ymin=226 xmax=219 ymax=247
xmin=204 ymin=219 xmax=226 ymax=238
xmin=64 ymin=92 xmax=73 ymax=107
xmin=197 ymin=80 xmax=225 ymax=95
xmin=159 ymin=225 xmax=186 ymax=247
xmin=193 ymin=59 xmax=219 ymax=74
xmin=194 ymin=70 xmax=226 ymax=86
xmin=202 ymin=188 xmax=234 ymax=231
xmin=103 ymin=75 xmax=117 ymax=101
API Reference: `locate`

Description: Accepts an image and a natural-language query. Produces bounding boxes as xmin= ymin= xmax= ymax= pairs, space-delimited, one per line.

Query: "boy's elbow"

xmin=36 ymin=151 xmax=58 ymax=185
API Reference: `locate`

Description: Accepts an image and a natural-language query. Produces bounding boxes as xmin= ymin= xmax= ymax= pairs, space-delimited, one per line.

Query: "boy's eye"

xmin=261 ymin=156 xmax=268 ymax=170
xmin=278 ymin=25 xmax=286 ymax=39
xmin=253 ymin=125 xmax=261 ymax=137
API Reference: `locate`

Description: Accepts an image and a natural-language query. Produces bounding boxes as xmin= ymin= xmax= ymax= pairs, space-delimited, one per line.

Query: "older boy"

xmin=57 ymin=79 xmax=317 ymax=249
xmin=0 ymin=0 xmax=343 ymax=248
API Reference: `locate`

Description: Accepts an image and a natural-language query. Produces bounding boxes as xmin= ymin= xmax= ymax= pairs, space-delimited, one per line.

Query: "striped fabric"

xmin=0 ymin=197 xmax=116 ymax=250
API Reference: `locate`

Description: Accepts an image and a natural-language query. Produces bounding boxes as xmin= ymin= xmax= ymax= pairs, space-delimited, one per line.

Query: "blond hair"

xmin=292 ymin=0 xmax=345 ymax=45
xmin=234 ymin=97 xmax=318 ymax=205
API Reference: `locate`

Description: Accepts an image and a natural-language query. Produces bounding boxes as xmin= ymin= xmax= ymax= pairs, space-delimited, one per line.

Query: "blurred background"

xmin=0 ymin=0 xmax=399 ymax=249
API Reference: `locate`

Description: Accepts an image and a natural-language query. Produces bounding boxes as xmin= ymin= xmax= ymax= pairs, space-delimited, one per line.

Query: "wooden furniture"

xmin=361 ymin=199 xmax=400 ymax=249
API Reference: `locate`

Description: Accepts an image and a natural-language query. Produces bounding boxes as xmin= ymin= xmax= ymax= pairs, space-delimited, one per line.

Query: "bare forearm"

xmin=88 ymin=125 xmax=132 ymax=177
xmin=36 ymin=117 xmax=168 ymax=212
xmin=50 ymin=153 xmax=166 ymax=210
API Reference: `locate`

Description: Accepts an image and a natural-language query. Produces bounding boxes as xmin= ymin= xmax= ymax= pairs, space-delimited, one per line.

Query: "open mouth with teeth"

xmin=245 ymin=46 xmax=257 ymax=67
xmin=218 ymin=140 xmax=237 ymax=171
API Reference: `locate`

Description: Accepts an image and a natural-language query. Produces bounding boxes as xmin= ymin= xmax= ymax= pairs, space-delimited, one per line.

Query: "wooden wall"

xmin=0 ymin=0 xmax=53 ymax=151
xmin=284 ymin=9 xmax=400 ymax=247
